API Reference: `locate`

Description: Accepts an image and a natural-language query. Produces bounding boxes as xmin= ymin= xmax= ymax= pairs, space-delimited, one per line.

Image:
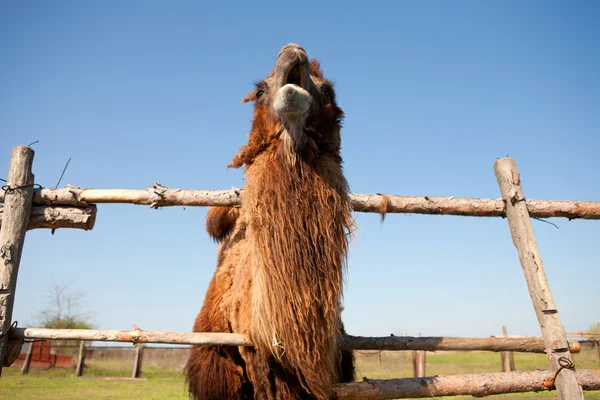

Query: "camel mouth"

xmin=275 ymin=43 xmax=310 ymax=93
xmin=285 ymin=61 xmax=303 ymax=88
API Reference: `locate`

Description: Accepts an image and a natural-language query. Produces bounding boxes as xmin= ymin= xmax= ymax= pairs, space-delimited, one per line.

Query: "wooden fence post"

xmin=501 ymin=326 xmax=515 ymax=372
xmin=411 ymin=350 xmax=427 ymax=377
xmin=75 ymin=340 xmax=86 ymax=377
xmin=596 ymin=341 xmax=600 ymax=368
xmin=412 ymin=333 xmax=426 ymax=378
xmin=132 ymin=344 xmax=143 ymax=378
xmin=507 ymin=332 xmax=515 ymax=371
xmin=411 ymin=350 xmax=418 ymax=377
xmin=495 ymin=158 xmax=584 ymax=400
xmin=20 ymin=341 xmax=34 ymax=374
xmin=0 ymin=146 xmax=35 ymax=377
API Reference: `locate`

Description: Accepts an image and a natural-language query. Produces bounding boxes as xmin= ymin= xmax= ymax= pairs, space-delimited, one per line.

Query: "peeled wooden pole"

xmin=567 ymin=332 xmax=600 ymax=338
xmin=11 ymin=328 xmax=252 ymax=346
xmin=0 ymin=205 xmax=96 ymax=231
xmin=495 ymin=158 xmax=584 ymax=400
xmin=11 ymin=328 xmax=580 ymax=353
xmin=0 ymin=146 xmax=35 ymax=377
xmin=338 ymin=334 xmax=580 ymax=353
xmin=351 ymin=194 xmax=600 ymax=219
xmin=332 ymin=369 xmax=600 ymax=399
xmin=1 ymin=185 xmax=599 ymax=219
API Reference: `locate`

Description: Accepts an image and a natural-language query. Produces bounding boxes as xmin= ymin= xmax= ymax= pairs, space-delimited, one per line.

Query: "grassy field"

xmin=1 ymin=348 xmax=599 ymax=399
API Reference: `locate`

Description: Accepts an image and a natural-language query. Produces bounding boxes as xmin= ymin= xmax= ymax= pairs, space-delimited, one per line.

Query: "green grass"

xmin=0 ymin=365 xmax=189 ymax=400
xmin=1 ymin=348 xmax=599 ymax=399
xmin=355 ymin=349 xmax=599 ymax=379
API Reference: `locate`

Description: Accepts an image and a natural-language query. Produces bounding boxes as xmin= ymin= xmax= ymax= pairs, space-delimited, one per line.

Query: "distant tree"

xmin=589 ymin=322 xmax=600 ymax=339
xmin=34 ymin=282 xmax=94 ymax=355
xmin=36 ymin=282 xmax=93 ymax=329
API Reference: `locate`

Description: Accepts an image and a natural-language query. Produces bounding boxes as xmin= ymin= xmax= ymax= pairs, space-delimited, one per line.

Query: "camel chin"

xmin=274 ymin=84 xmax=312 ymax=120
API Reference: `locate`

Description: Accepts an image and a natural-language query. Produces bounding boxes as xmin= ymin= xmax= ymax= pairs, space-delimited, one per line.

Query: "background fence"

xmin=12 ymin=330 xmax=599 ymax=380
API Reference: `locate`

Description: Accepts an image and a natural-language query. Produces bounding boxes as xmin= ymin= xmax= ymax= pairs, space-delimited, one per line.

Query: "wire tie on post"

xmin=545 ymin=356 xmax=575 ymax=390
xmin=1 ymin=179 xmax=42 ymax=194
xmin=0 ymin=321 xmax=18 ymax=340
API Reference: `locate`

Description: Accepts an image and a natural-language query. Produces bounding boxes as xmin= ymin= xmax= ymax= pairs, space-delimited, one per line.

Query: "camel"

xmin=186 ymin=43 xmax=355 ymax=399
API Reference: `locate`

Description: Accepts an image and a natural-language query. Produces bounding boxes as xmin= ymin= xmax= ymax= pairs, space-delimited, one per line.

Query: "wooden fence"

xmin=1 ymin=145 xmax=600 ymax=399
xmin=16 ymin=336 xmax=599 ymax=382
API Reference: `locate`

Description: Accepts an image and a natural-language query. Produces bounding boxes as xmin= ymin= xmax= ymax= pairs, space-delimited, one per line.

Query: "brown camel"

xmin=186 ymin=43 xmax=355 ymax=399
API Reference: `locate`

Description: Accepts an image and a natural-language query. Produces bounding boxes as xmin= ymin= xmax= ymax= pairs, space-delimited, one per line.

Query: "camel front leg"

xmin=186 ymin=268 xmax=253 ymax=399
xmin=186 ymin=344 xmax=253 ymax=400
xmin=243 ymin=347 xmax=317 ymax=400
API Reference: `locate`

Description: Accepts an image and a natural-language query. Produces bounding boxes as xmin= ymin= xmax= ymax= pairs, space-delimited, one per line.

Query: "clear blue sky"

xmin=1 ymin=1 xmax=598 ymax=339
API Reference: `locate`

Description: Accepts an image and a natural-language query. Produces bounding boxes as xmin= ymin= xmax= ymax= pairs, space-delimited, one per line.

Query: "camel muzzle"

xmin=273 ymin=44 xmax=312 ymax=122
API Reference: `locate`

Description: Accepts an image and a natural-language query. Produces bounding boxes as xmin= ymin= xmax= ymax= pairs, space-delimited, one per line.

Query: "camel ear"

xmin=309 ymin=59 xmax=323 ymax=77
xmin=242 ymin=91 xmax=257 ymax=103
xmin=206 ymin=206 xmax=240 ymax=242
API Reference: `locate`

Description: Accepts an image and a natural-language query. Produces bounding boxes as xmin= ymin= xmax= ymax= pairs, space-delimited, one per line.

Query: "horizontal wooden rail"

xmin=10 ymin=328 xmax=579 ymax=353
xmin=350 ymin=194 xmax=600 ymax=219
xmin=332 ymin=370 xmax=600 ymax=399
xmin=1 ymin=185 xmax=597 ymax=219
xmin=11 ymin=328 xmax=251 ymax=346
xmin=341 ymin=335 xmax=580 ymax=353
xmin=509 ymin=333 xmax=599 ymax=340
xmin=567 ymin=332 xmax=600 ymax=338
xmin=0 ymin=205 xmax=96 ymax=231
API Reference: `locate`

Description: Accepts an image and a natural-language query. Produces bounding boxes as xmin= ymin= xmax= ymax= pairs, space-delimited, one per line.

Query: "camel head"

xmin=230 ymin=43 xmax=343 ymax=168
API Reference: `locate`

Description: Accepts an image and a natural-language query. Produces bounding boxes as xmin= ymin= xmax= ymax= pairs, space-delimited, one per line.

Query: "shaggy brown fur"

xmin=206 ymin=206 xmax=240 ymax=242
xmin=186 ymin=44 xmax=355 ymax=399
xmin=378 ymin=194 xmax=391 ymax=222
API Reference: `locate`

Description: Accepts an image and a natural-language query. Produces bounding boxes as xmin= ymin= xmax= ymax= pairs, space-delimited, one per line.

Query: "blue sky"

xmin=1 ymin=1 xmax=598 ymax=339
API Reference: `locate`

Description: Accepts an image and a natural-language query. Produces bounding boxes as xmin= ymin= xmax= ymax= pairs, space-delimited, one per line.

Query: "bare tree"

xmin=35 ymin=282 xmax=93 ymax=330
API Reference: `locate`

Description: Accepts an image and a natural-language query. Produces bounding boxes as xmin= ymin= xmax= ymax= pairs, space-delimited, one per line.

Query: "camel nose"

xmin=274 ymin=44 xmax=310 ymax=92
xmin=278 ymin=43 xmax=306 ymax=58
